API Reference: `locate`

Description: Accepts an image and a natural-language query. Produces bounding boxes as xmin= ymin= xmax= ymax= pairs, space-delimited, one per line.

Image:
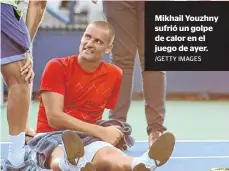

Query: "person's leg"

xmin=88 ymin=132 xmax=175 ymax=171
xmin=18 ymin=0 xmax=36 ymax=143
xmin=136 ymin=2 xmax=167 ymax=146
xmin=1 ymin=3 xmax=31 ymax=167
xmin=103 ymin=1 xmax=137 ymax=122
xmin=45 ymin=131 xmax=175 ymax=171
xmin=1 ymin=60 xmax=30 ymax=166
xmin=91 ymin=145 xmax=133 ymax=171
xmin=46 ymin=137 xmax=132 ymax=171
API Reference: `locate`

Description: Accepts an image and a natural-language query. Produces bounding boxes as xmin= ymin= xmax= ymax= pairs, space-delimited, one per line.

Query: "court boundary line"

xmin=170 ymin=156 xmax=229 ymax=159
xmin=1 ymin=140 xmax=229 ymax=144
xmin=0 ymin=156 xmax=229 ymax=161
xmin=137 ymin=140 xmax=229 ymax=143
xmin=1 ymin=141 xmax=229 ymax=162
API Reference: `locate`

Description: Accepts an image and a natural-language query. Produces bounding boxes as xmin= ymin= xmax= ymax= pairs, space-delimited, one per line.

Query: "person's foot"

xmin=148 ymin=131 xmax=161 ymax=147
xmin=2 ymin=158 xmax=50 ymax=171
xmin=133 ymin=132 xmax=175 ymax=171
xmin=61 ymin=130 xmax=96 ymax=171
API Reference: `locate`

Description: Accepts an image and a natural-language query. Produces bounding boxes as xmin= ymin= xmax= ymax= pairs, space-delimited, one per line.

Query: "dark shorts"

xmin=1 ymin=3 xmax=30 ymax=65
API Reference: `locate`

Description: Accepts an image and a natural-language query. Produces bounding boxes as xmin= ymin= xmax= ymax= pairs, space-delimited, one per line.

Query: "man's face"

xmin=79 ymin=24 xmax=112 ymax=62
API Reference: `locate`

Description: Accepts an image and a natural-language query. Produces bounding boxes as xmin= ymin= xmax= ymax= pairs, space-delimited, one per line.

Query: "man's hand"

xmin=99 ymin=126 xmax=124 ymax=146
xmin=25 ymin=127 xmax=36 ymax=144
xmin=21 ymin=54 xmax=35 ymax=83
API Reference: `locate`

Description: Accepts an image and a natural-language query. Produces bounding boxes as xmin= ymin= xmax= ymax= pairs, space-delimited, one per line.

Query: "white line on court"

xmin=170 ymin=156 xmax=229 ymax=159
xmin=137 ymin=140 xmax=229 ymax=143
xmin=1 ymin=156 xmax=229 ymax=162
xmin=1 ymin=140 xmax=229 ymax=145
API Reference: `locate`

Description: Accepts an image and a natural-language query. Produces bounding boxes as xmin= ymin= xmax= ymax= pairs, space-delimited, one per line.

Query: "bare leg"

xmin=46 ymin=145 xmax=64 ymax=171
xmin=45 ymin=132 xmax=175 ymax=171
xmin=18 ymin=0 xmax=36 ymax=144
xmin=1 ymin=60 xmax=30 ymax=136
xmin=89 ymin=133 xmax=175 ymax=171
xmin=91 ymin=146 xmax=133 ymax=171
xmin=1 ymin=59 xmax=30 ymax=166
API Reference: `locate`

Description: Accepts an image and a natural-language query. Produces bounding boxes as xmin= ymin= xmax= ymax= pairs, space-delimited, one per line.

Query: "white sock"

xmin=59 ymin=158 xmax=68 ymax=171
xmin=8 ymin=132 xmax=26 ymax=167
xmin=131 ymin=151 xmax=157 ymax=170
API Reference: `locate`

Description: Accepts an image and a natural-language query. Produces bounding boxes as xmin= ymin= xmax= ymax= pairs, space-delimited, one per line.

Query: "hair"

xmin=90 ymin=20 xmax=115 ymax=45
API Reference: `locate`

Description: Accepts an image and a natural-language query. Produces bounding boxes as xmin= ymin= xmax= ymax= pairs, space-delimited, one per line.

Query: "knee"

xmin=110 ymin=47 xmax=136 ymax=70
xmin=9 ymin=84 xmax=30 ymax=99
xmin=7 ymin=76 xmax=29 ymax=88
xmin=1 ymin=61 xmax=29 ymax=87
xmin=99 ymin=156 xmax=126 ymax=171
xmin=110 ymin=163 xmax=126 ymax=171
xmin=112 ymin=56 xmax=136 ymax=70
xmin=95 ymin=147 xmax=126 ymax=171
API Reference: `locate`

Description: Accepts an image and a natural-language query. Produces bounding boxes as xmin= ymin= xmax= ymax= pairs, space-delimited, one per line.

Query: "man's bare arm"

xmin=26 ymin=0 xmax=47 ymax=42
xmin=41 ymin=91 xmax=105 ymax=138
xmin=21 ymin=0 xmax=47 ymax=81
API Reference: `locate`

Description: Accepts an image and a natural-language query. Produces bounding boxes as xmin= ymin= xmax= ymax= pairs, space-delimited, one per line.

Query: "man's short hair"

xmin=91 ymin=20 xmax=115 ymax=45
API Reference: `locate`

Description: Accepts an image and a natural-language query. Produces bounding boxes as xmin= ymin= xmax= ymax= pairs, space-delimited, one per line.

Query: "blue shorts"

xmin=1 ymin=3 xmax=30 ymax=65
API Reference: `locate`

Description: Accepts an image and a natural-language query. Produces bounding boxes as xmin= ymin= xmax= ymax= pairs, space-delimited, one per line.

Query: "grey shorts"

xmin=1 ymin=3 xmax=30 ymax=65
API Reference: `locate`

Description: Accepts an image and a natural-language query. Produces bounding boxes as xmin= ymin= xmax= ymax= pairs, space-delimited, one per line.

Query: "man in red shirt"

xmin=34 ymin=21 xmax=175 ymax=171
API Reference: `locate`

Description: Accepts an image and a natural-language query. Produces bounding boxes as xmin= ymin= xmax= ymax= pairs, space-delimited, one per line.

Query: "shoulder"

xmin=101 ymin=62 xmax=123 ymax=84
xmin=44 ymin=55 xmax=77 ymax=70
xmin=102 ymin=62 xmax=123 ymax=77
xmin=46 ymin=56 xmax=70 ymax=67
xmin=42 ymin=56 xmax=77 ymax=80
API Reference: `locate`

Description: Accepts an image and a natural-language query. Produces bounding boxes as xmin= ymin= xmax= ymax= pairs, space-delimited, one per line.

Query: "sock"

xmin=8 ymin=132 xmax=26 ymax=167
xmin=131 ymin=151 xmax=157 ymax=170
xmin=59 ymin=158 xmax=68 ymax=171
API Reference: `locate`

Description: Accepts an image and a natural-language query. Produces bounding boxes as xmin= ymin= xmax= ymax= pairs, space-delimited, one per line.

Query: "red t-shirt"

xmin=36 ymin=55 xmax=122 ymax=133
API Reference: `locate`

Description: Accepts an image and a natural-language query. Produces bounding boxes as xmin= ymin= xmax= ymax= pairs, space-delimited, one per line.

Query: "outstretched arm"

xmin=21 ymin=0 xmax=47 ymax=82
xmin=26 ymin=0 xmax=47 ymax=42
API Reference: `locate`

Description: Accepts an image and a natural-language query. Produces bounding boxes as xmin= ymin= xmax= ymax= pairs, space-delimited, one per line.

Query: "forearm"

xmin=48 ymin=111 xmax=104 ymax=139
xmin=26 ymin=0 xmax=47 ymax=42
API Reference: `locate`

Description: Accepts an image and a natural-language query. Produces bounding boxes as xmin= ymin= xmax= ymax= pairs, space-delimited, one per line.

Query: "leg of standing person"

xmin=1 ymin=3 xmax=32 ymax=167
xmin=17 ymin=0 xmax=36 ymax=143
xmin=103 ymin=1 xmax=167 ymax=147
xmin=103 ymin=1 xmax=137 ymax=122
xmin=136 ymin=2 xmax=167 ymax=146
